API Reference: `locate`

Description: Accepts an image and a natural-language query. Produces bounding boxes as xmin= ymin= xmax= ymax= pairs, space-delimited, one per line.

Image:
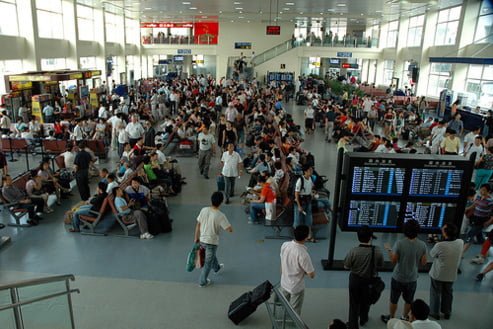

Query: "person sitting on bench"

xmin=248 ymin=175 xmax=276 ymax=224
xmin=113 ymin=186 xmax=153 ymax=240
xmin=2 ymin=175 xmax=44 ymax=226
xmin=70 ymin=182 xmax=108 ymax=233
xmin=124 ymin=177 xmax=150 ymax=209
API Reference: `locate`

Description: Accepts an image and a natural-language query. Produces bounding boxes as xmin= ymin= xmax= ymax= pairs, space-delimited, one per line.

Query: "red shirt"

xmin=261 ymin=183 xmax=276 ymax=203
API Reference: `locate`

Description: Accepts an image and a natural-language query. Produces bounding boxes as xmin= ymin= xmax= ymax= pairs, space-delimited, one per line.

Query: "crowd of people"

xmin=0 ymin=72 xmax=490 ymax=329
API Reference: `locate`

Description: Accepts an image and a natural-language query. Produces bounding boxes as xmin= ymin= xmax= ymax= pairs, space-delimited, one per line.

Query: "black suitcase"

xmin=228 ymin=292 xmax=257 ymax=325
xmin=251 ymin=280 xmax=273 ymax=306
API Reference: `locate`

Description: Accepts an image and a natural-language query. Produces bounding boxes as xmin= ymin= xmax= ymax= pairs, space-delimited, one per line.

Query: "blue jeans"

xmin=72 ymin=205 xmax=93 ymax=230
xmin=199 ymin=243 xmax=220 ymax=286
xmin=293 ymin=201 xmax=313 ymax=228
xmin=249 ymin=202 xmax=265 ymax=222
xmin=224 ymin=176 xmax=236 ymax=201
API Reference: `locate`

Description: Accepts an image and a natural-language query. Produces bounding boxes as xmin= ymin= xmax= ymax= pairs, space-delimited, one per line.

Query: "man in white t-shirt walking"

xmin=194 ymin=191 xmax=233 ymax=287
xmin=280 ymin=225 xmax=315 ymax=315
xmin=125 ymin=115 xmax=145 ymax=147
xmin=197 ymin=126 xmax=216 ymax=179
xmin=220 ymin=142 xmax=243 ymax=204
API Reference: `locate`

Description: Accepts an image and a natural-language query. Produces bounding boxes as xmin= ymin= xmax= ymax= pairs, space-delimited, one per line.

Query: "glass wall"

xmin=105 ymin=12 xmax=123 ymax=43
xmin=385 ymin=21 xmax=399 ymax=48
xmin=80 ymin=56 xmax=97 ymax=69
xmin=475 ymin=0 xmax=493 ymax=43
xmin=125 ymin=18 xmax=139 ymax=44
xmin=407 ymin=15 xmax=424 ymax=47
xmin=77 ymin=4 xmax=95 ymax=41
xmin=464 ymin=64 xmax=493 ymax=109
xmin=36 ymin=0 xmax=64 ymax=39
xmin=383 ymin=60 xmax=395 ymax=86
xmin=0 ymin=0 xmax=19 ymax=36
xmin=41 ymin=57 xmax=67 ymax=71
xmin=434 ymin=6 xmax=462 ymax=45
xmin=427 ymin=63 xmax=452 ymax=97
xmin=0 ymin=59 xmax=23 ymax=94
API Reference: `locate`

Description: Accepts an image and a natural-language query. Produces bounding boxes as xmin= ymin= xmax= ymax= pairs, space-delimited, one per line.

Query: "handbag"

xmin=194 ymin=245 xmax=206 ymax=269
xmin=186 ymin=243 xmax=200 ymax=272
xmin=368 ymin=246 xmax=385 ymax=305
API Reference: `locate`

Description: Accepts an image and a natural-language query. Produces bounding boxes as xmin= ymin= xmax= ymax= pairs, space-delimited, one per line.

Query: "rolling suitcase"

xmin=228 ymin=292 xmax=257 ymax=325
xmin=251 ymin=280 xmax=273 ymax=305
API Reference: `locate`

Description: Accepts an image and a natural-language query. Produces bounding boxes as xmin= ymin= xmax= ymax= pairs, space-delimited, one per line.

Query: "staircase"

xmin=251 ymin=40 xmax=297 ymax=67
xmin=226 ymin=56 xmax=254 ymax=80
xmin=0 ymin=274 xmax=80 ymax=329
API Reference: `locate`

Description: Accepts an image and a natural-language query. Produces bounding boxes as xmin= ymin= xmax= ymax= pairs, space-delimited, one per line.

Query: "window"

xmin=125 ymin=18 xmax=139 ymax=44
xmin=77 ymin=5 xmax=95 ymax=41
xmin=386 ymin=21 xmax=399 ymax=48
xmin=464 ymin=64 xmax=493 ymax=109
xmin=0 ymin=59 xmax=23 ymax=94
xmin=475 ymin=1 xmax=493 ymax=43
xmin=407 ymin=15 xmax=424 ymax=47
xmin=41 ymin=58 xmax=66 ymax=71
xmin=0 ymin=0 xmax=19 ymax=36
xmin=105 ymin=13 xmax=122 ymax=43
xmin=383 ymin=60 xmax=394 ymax=86
xmin=80 ymin=56 xmax=96 ymax=69
xmin=434 ymin=6 xmax=461 ymax=45
xmin=427 ymin=63 xmax=452 ymax=97
xmin=36 ymin=0 xmax=63 ymax=39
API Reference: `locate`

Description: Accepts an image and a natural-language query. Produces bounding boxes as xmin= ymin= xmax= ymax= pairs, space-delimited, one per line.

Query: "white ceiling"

xmin=79 ymin=0 xmax=464 ymax=25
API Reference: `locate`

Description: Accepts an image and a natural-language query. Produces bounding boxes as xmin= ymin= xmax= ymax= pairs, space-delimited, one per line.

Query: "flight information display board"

xmin=339 ymin=153 xmax=473 ymax=233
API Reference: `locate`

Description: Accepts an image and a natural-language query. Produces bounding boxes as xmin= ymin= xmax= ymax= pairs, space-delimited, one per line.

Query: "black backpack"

xmin=147 ymin=199 xmax=172 ymax=234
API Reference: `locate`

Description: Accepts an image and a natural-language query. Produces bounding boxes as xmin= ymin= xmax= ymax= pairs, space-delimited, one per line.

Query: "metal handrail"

xmin=265 ymin=284 xmax=310 ymax=329
xmin=0 ymin=274 xmax=80 ymax=329
xmin=0 ymin=274 xmax=75 ymax=290
xmin=0 ymin=289 xmax=80 ymax=311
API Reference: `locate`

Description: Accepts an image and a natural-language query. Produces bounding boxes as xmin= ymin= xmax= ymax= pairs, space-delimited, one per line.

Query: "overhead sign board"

xmin=266 ymin=25 xmax=281 ymax=35
xmin=177 ymin=49 xmax=192 ymax=54
xmin=234 ymin=42 xmax=252 ymax=49
xmin=337 ymin=52 xmax=352 ymax=58
xmin=141 ymin=22 xmax=194 ymax=28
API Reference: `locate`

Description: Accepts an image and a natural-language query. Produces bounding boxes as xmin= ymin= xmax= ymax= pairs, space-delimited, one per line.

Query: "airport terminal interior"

xmin=0 ymin=0 xmax=492 ymax=328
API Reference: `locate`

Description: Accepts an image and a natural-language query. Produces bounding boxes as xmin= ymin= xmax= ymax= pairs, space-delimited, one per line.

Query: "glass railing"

xmin=252 ymin=38 xmax=380 ymax=67
xmin=265 ymin=284 xmax=310 ymax=329
xmin=0 ymin=274 xmax=80 ymax=329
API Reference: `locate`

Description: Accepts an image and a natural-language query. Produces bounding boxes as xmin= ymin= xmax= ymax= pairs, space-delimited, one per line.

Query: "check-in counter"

xmin=458 ymin=109 xmax=486 ymax=131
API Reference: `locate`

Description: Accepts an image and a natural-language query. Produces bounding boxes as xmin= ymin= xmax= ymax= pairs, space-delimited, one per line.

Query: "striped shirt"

xmin=473 ymin=195 xmax=493 ymax=219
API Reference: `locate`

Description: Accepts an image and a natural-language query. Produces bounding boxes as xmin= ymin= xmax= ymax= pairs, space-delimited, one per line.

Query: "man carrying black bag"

xmin=344 ymin=225 xmax=384 ymax=329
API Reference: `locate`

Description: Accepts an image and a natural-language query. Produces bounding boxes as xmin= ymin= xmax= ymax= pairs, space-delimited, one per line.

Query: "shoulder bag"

xmin=368 ymin=246 xmax=385 ymax=304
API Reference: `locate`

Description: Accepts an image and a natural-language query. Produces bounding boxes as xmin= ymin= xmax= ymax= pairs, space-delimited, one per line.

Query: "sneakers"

xmin=215 ymin=264 xmax=224 ymax=274
xmin=381 ymin=315 xmax=391 ymax=324
xmin=199 ymin=279 xmax=212 ymax=287
xmin=140 ymin=233 xmax=154 ymax=240
xmin=471 ymin=255 xmax=485 ymax=264
xmin=476 ymin=273 xmax=485 ymax=281
xmin=44 ymin=207 xmax=54 ymax=214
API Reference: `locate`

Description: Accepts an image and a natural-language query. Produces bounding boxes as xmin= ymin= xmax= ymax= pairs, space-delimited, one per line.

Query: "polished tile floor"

xmin=0 ymin=103 xmax=492 ymax=329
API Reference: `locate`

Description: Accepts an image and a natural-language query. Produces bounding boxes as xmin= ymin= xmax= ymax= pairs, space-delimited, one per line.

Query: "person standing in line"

xmin=279 ymin=225 xmax=315 ymax=315
xmin=220 ymin=142 xmax=243 ymax=204
xmin=344 ymin=225 xmax=384 ymax=329
xmin=42 ymin=103 xmax=54 ymax=123
xmin=428 ymin=223 xmax=463 ymax=320
xmin=381 ymin=220 xmax=427 ymax=323
xmin=294 ymin=164 xmax=316 ymax=242
xmin=193 ymin=191 xmax=233 ymax=287
xmin=197 ymin=126 xmax=216 ymax=179
xmin=74 ymin=141 xmax=92 ymax=201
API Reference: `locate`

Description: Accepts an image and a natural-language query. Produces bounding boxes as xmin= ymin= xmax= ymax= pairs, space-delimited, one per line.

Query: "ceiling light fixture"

xmin=286 ymin=2 xmax=295 ymax=5
xmin=189 ymin=7 xmax=197 ymax=10
xmin=235 ymin=7 xmax=243 ymax=10
xmin=234 ymin=2 xmax=242 ymax=4
xmin=182 ymin=1 xmax=191 ymax=4
xmin=336 ymin=3 xmax=346 ymax=6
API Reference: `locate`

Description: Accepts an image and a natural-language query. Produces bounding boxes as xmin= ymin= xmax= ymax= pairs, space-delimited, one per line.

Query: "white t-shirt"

xmin=387 ymin=318 xmax=442 ymax=329
xmin=125 ymin=122 xmax=145 ymax=139
xmin=463 ymin=132 xmax=476 ymax=153
xmin=61 ymin=151 xmax=75 ymax=170
xmin=280 ymin=241 xmax=314 ymax=294
xmin=197 ymin=207 xmax=231 ymax=245
xmin=466 ymin=144 xmax=484 ymax=161
xmin=221 ymin=151 xmax=242 ymax=177
xmin=363 ymin=99 xmax=374 ymax=112
xmin=295 ymin=176 xmax=313 ymax=196
xmin=197 ymin=132 xmax=215 ymax=151
xmin=304 ymin=107 xmax=315 ymax=119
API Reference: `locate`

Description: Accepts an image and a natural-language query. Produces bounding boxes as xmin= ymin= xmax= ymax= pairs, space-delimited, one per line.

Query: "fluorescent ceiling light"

xmin=286 ymin=2 xmax=295 ymax=5
xmin=235 ymin=7 xmax=243 ymax=10
xmin=337 ymin=3 xmax=346 ymax=6
xmin=234 ymin=2 xmax=242 ymax=4
xmin=189 ymin=7 xmax=197 ymax=9
xmin=182 ymin=1 xmax=191 ymax=4
xmin=283 ymin=8 xmax=290 ymax=10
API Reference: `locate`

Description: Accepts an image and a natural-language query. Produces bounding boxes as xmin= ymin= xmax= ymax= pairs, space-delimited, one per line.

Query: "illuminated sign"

xmin=141 ymin=22 xmax=194 ymax=28
xmin=337 ymin=52 xmax=352 ymax=57
xmin=341 ymin=63 xmax=359 ymax=69
xmin=266 ymin=25 xmax=281 ymax=35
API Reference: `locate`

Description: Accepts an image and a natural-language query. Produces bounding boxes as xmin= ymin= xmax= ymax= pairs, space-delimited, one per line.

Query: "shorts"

xmin=305 ymin=118 xmax=314 ymax=129
xmin=390 ymin=278 xmax=416 ymax=304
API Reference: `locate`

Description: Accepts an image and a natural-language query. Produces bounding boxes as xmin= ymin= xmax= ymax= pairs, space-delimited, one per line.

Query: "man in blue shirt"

xmin=42 ymin=103 xmax=55 ymax=123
